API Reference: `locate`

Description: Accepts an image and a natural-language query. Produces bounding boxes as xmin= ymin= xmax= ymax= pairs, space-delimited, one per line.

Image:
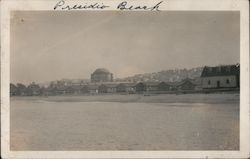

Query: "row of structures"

xmin=45 ymin=64 xmax=239 ymax=95
xmin=47 ymin=78 xmax=199 ymax=95
xmin=10 ymin=64 xmax=239 ymax=96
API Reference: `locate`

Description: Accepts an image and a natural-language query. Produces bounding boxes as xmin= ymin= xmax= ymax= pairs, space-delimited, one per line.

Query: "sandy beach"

xmin=10 ymin=93 xmax=239 ymax=150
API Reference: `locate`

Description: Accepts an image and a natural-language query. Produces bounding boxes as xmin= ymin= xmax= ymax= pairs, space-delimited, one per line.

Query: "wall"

xmin=201 ymin=75 xmax=237 ymax=88
xmin=91 ymin=73 xmax=113 ymax=82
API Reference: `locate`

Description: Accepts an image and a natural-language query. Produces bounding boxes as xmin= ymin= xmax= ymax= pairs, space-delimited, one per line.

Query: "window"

xmin=217 ymin=81 xmax=221 ymax=88
xmin=208 ymin=67 xmax=212 ymax=72
xmin=226 ymin=79 xmax=230 ymax=84
xmin=208 ymin=80 xmax=211 ymax=85
xmin=226 ymin=66 xmax=231 ymax=72
xmin=217 ymin=67 xmax=221 ymax=72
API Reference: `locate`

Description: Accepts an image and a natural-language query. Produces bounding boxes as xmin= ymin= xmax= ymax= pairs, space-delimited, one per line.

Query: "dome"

xmin=93 ymin=68 xmax=110 ymax=74
xmin=91 ymin=68 xmax=113 ymax=82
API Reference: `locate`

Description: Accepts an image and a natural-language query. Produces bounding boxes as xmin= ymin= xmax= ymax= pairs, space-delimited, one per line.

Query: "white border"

xmin=1 ymin=0 xmax=249 ymax=158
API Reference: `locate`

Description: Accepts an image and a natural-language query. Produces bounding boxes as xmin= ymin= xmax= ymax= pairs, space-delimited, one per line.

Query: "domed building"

xmin=91 ymin=68 xmax=113 ymax=82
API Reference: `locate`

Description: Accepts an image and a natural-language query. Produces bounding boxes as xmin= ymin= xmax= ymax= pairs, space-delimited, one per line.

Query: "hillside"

xmin=115 ymin=67 xmax=203 ymax=83
xmin=38 ymin=67 xmax=204 ymax=87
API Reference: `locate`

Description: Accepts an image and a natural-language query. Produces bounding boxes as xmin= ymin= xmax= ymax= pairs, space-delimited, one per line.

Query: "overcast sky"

xmin=11 ymin=11 xmax=239 ymax=84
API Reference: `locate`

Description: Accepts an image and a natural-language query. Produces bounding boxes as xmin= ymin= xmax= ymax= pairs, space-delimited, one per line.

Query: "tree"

xmin=10 ymin=83 xmax=18 ymax=96
xmin=39 ymin=86 xmax=47 ymax=96
xmin=47 ymin=82 xmax=59 ymax=95
xmin=26 ymin=82 xmax=41 ymax=96
xmin=16 ymin=83 xmax=27 ymax=96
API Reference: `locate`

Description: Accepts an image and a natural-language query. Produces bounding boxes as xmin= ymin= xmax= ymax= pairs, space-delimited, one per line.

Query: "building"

xmin=135 ymin=82 xmax=146 ymax=92
xmin=116 ymin=83 xmax=128 ymax=92
xmin=87 ymin=84 xmax=99 ymax=94
xmin=157 ymin=82 xmax=172 ymax=91
xmin=106 ymin=84 xmax=117 ymax=93
xmin=116 ymin=83 xmax=136 ymax=93
xmin=145 ymin=82 xmax=160 ymax=92
xmin=91 ymin=68 xmax=113 ymax=82
xmin=200 ymin=64 xmax=240 ymax=89
xmin=175 ymin=78 xmax=197 ymax=90
xmin=80 ymin=85 xmax=89 ymax=94
xmin=98 ymin=84 xmax=108 ymax=93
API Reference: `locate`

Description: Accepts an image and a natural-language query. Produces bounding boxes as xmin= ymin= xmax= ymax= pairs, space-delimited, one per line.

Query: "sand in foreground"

xmin=10 ymin=94 xmax=239 ymax=150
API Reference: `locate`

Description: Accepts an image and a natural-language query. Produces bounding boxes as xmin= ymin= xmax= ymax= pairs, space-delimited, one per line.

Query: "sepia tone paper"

xmin=1 ymin=0 xmax=249 ymax=158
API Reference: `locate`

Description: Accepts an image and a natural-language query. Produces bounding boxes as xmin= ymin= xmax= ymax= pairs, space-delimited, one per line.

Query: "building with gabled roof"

xmin=157 ymin=81 xmax=173 ymax=91
xmin=201 ymin=64 xmax=240 ymax=89
xmin=98 ymin=83 xmax=118 ymax=93
xmin=174 ymin=78 xmax=197 ymax=91
xmin=144 ymin=82 xmax=161 ymax=92
xmin=116 ymin=83 xmax=136 ymax=93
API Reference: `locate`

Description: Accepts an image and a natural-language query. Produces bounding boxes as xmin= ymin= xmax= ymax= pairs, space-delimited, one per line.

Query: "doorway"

xmin=217 ymin=81 xmax=220 ymax=88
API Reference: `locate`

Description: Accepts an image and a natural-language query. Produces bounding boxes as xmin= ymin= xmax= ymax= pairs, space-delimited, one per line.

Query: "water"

xmin=10 ymin=94 xmax=239 ymax=150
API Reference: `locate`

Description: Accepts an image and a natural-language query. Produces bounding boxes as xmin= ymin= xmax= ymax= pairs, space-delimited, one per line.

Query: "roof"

xmin=158 ymin=81 xmax=173 ymax=86
xmin=201 ymin=65 xmax=240 ymax=77
xmin=116 ymin=83 xmax=136 ymax=87
xmin=99 ymin=83 xmax=118 ymax=88
xmin=93 ymin=68 xmax=111 ymax=74
xmin=144 ymin=82 xmax=161 ymax=86
xmin=170 ymin=78 xmax=196 ymax=86
xmin=86 ymin=84 xmax=100 ymax=89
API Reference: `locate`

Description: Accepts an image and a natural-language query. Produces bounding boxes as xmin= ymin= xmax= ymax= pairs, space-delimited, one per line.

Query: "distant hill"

xmin=38 ymin=67 xmax=204 ymax=87
xmin=115 ymin=67 xmax=204 ymax=83
xmin=39 ymin=79 xmax=90 ymax=87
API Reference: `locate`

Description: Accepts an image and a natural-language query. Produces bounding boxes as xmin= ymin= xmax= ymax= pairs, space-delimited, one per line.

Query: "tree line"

xmin=10 ymin=81 xmax=95 ymax=96
xmin=10 ymin=82 xmax=46 ymax=96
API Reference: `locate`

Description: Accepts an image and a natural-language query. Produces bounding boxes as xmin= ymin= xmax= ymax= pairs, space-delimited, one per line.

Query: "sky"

xmin=10 ymin=11 xmax=240 ymax=84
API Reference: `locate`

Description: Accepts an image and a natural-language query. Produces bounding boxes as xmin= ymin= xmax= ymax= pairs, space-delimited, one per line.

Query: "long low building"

xmin=44 ymin=78 xmax=201 ymax=95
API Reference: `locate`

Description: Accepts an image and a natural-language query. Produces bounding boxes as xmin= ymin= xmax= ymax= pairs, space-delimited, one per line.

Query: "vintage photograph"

xmin=9 ymin=11 xmax=240 ymax=151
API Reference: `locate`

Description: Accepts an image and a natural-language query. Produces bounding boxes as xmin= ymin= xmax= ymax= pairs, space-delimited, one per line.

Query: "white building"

xmin=201 ymin=64 xmax=240 ymax=89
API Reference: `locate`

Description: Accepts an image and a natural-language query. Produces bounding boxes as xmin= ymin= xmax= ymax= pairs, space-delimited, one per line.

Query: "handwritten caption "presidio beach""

xmin=54 ymin=0 xmax=164 ymax=11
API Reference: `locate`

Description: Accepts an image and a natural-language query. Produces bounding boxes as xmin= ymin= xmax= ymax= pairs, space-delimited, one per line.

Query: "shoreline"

xmin=11 ymin=93 xmax=239 ymax=104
